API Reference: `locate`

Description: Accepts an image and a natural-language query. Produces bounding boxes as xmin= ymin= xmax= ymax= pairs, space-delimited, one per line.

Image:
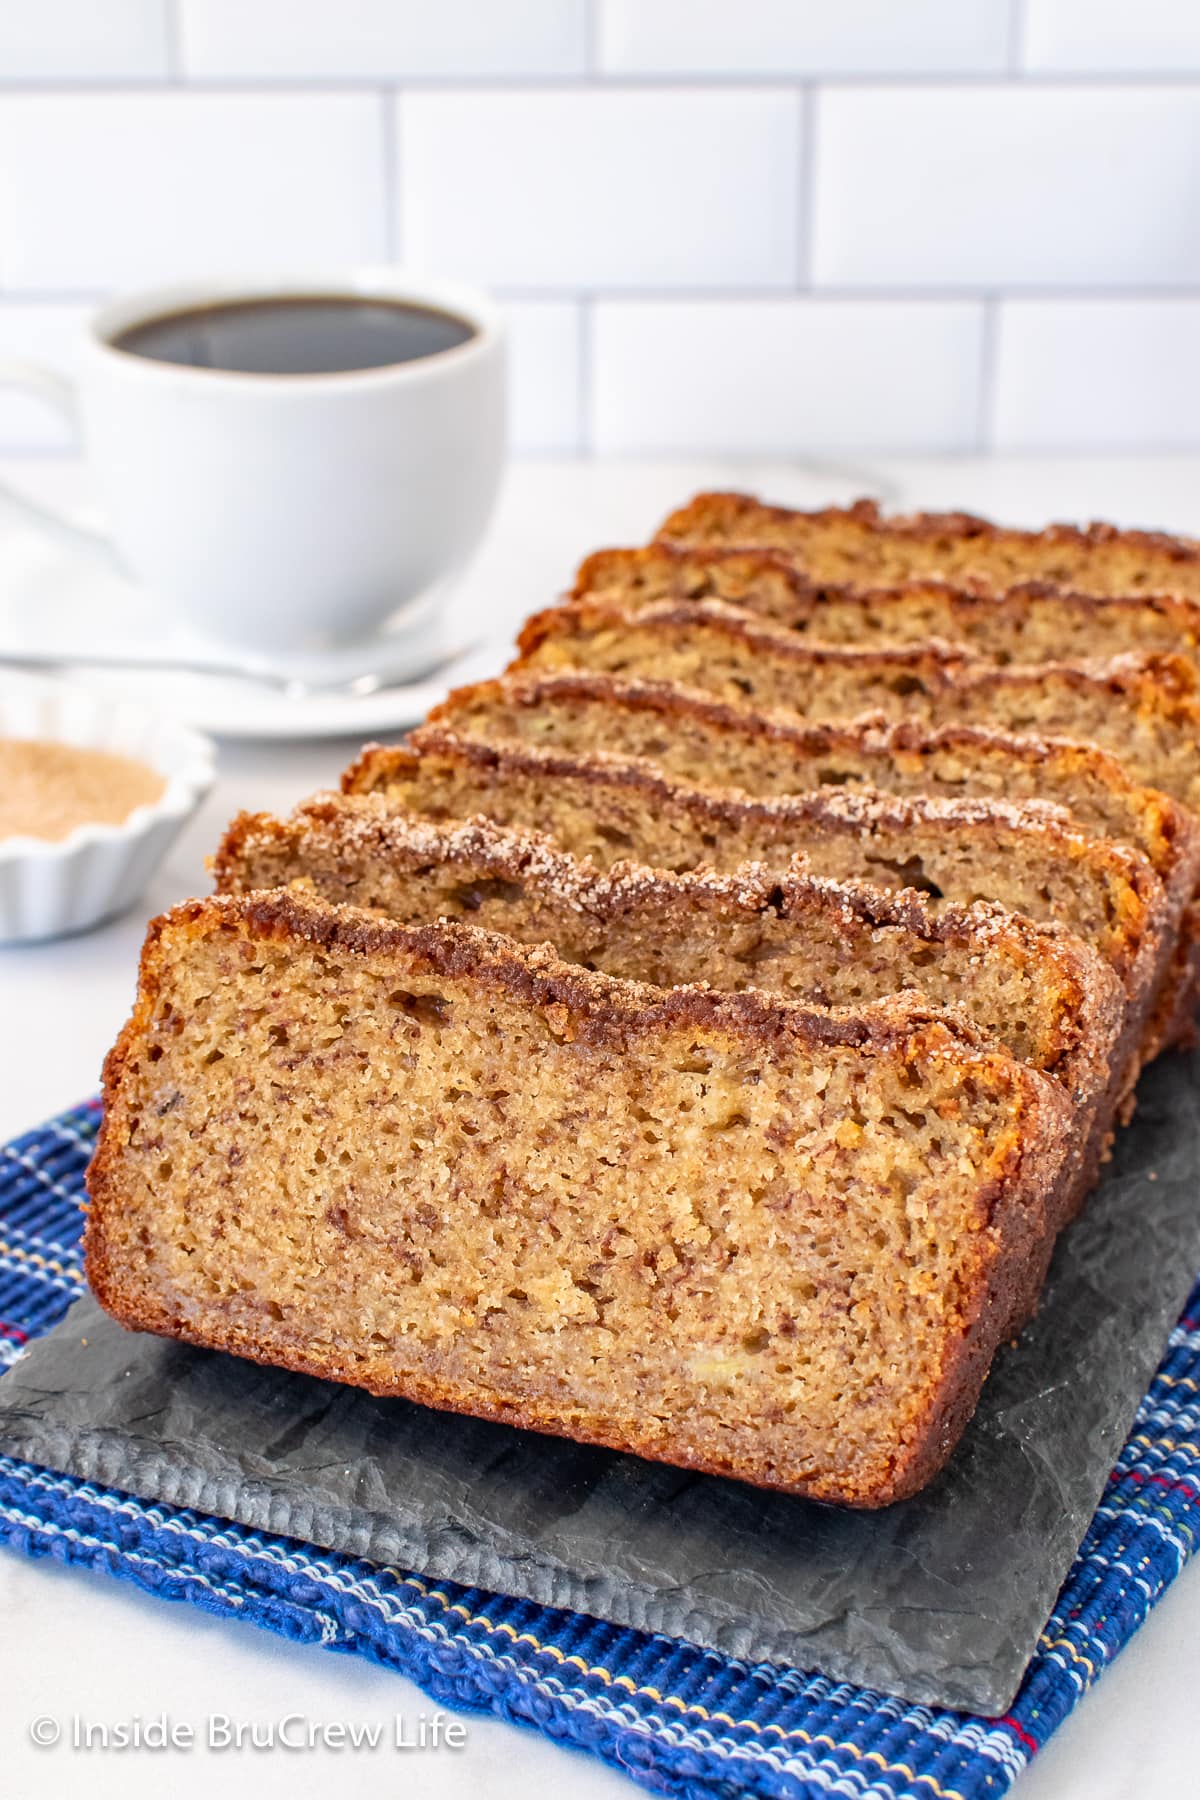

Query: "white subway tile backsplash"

xmin=398 ymin=88 xmax=802 ymax=290
xmin=504 ymin=300 xmax=582 ymax=452
xmin=0 ymin=93 xmax=386 ymax=288
xmin=813 ymin=86 xmax=1200 ymax=288
xmin=1023 ymin=1 xmax=1200 ymax=73
xmin=599 ymin=0 xmax=1010 ymax=77
xmin=0 ymin=5 xmax=1196 ymax=453
xmin=0 ymin=0 xmax=167 ymax=81
xmin=591 ymin=299 xmax=984 ymax=454
xmin=179 ymin=0 xmax=587 ymax=80
xmin=0 ymin=304 xmax=90 ymax=448
xmin=992 ymin=300 xmax=1200 ymax=449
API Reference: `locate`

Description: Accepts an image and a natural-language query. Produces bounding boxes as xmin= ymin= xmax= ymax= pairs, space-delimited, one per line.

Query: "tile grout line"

xmin=796 ymin=83 xmax=816 ymax=290
xmin=1007 ymin=0 xmax=1029 ymax=76
xmin=0 ymin=32 xmax=1193 ymax=460
xmin=975 ymin=295 xmax=1001 ymax=453
xmin=3 ymin=73 xmax=1200 ymax=92
xmin=5 ymin=286 xmax=1200 ymax=306
xmin=584 ymin=0 xmax=601 ymax=78
xmin=578 ymin=294 xmax=595 ymax=456
xmin=5 ymin=285 xmax=1200 ymax=306
xmin=380 ymin=87 xmax=400 ymax=261
xmin=162 ymin=0 xmax=183 ymax=82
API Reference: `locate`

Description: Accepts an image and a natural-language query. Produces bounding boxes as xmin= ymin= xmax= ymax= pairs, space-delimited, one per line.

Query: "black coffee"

xmin=112 ymin=294 xmax=476 ymax=375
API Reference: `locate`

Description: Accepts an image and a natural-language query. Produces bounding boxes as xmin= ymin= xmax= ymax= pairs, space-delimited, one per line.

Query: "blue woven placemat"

xmin=1 ymin=1101 xmax=1197 ymax=1799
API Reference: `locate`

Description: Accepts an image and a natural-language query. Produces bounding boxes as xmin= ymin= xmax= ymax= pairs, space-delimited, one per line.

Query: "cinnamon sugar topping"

xmin=0 ymin=738 xmax=164 ymax=843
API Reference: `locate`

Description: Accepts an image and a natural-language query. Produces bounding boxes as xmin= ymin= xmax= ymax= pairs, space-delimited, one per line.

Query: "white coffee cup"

xmin=0 ymin=271 xmax=506 ymax=652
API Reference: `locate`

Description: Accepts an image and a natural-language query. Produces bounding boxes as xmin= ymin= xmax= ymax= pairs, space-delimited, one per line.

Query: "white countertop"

xmin=1 ymin=452 xmax=1198 ymax=1800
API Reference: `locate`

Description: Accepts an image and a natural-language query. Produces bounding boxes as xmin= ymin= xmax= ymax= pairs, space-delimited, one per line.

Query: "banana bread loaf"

xmin=658 ymin=492 xmax=1200 ymax=599
xmin=86 ymin=887 xmax=1076 ymax=1507
xmin=86 ymin=487 xmax=1200 ymax=1510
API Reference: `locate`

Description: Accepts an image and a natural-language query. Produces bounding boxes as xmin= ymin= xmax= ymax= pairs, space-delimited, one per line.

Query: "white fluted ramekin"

xmin=0 ymin=676 xmax=215 ymax=944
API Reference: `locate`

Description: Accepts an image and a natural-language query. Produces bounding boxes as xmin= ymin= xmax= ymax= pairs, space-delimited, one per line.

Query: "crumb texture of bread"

xmin=214 ymin=796 xmax=1125 ymax=1102
xmin=215 ymin=798 xmax=1133 ymax=1219
xmin=512 ymin=600 xmax=1200 ymax=814
xmin=657 ymin=492 xmax=1200 ymax=599
xmin=573 ymin=544 xmax=1200 ymax=672
xmin=354 ymin=733 xmax=1169 ymax=994
xmin=429 ymin=671 xmax=1197 ymax=895
xmin=87 ymin=891 xmax=1074 ymax=1508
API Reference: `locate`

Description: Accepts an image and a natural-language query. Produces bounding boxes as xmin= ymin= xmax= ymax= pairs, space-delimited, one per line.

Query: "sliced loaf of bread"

xmin=215 ymin=799 xmax=1131 ymax=1211
xmin=87 ymin=887 xmax=1076 ymax=1507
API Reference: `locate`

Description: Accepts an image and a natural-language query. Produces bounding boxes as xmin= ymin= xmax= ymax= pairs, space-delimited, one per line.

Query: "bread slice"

xmin=427 ymin=676 xmax=1200 ymax=1063
xmin=657 ymin=492 xmax=1200 ymax=599
xmin=429 ymin=670 xmax=1198 ymax=907
xmin=87 ymin=887 xmax=1075 ymax=1507
xmin=513 ymin=599 xmax=1200 ymax=813
xmin=214 ymin=798 xmax=1125 ymax=1111
xmin=346 ymin=731 xmax=1169 ymax=997
xmin=573 ymin=544 xmax=1200 ymax=673
xmin=215 ymin=799 xmax=1129 ymax=1218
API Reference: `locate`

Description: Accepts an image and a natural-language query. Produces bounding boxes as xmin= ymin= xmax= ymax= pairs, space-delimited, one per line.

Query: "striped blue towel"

xmin=1 ymin=1099 xmax=1196 ymax=1799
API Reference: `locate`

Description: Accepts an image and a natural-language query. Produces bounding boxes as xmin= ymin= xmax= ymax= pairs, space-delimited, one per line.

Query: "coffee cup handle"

xmin=0 ymin=361 xmax=121 ymax=568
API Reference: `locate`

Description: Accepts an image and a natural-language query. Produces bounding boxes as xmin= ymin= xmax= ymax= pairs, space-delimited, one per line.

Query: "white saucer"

xmin=46 ymin=640 xmax=503 ymax=740
xmin=0 ymin=511 xmax=504 ymax=740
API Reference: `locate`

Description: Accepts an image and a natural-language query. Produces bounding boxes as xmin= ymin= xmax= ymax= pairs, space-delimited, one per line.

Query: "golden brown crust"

xmin=86 ymin=887 xmax=1074 ymax=1507
xmin=574 ymin=542 xmax=809 ymax=603
xmin=511 ymin=598 xmax=1200 ymax=813
xmin=657 ymin=491 xmax=1200 ymax=583
xmin=366 ymin=727 xmax=1144 ymax=864
xmin=1139 ymin=901 xmax=1200 ymax=1061
xmin=101 ymin=885 xmax=1015 ymax=1077
xmin=83 ymin=1209 xmax=1058 ymax=1508
xmin=82 ymin=1233 xmax=1053 ymax=1508
xmin=576 ymin=539 xmax=1200 ymax=616
xmin=572 ymin=542 xmax=1200 ymax=669
xmin=369 ymin=726 xmax=1167 ymax=985
xmin=219 ymin=790 xmax=1143 ymax=1232
xmin=516 ymin=595 xmax=1200 ymax=709
xmin=213 ymin=794 xmax=1125 ymax=1099
xmin=426 ymin=668 xmax=1198 ymax=895
xmin=342 ymin=727 xmax=1176 ymax=1184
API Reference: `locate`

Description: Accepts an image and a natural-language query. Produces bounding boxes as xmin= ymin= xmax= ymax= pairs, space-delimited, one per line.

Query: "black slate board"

xmin=2 ymin=1050 xmax=1199 ymax=1715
